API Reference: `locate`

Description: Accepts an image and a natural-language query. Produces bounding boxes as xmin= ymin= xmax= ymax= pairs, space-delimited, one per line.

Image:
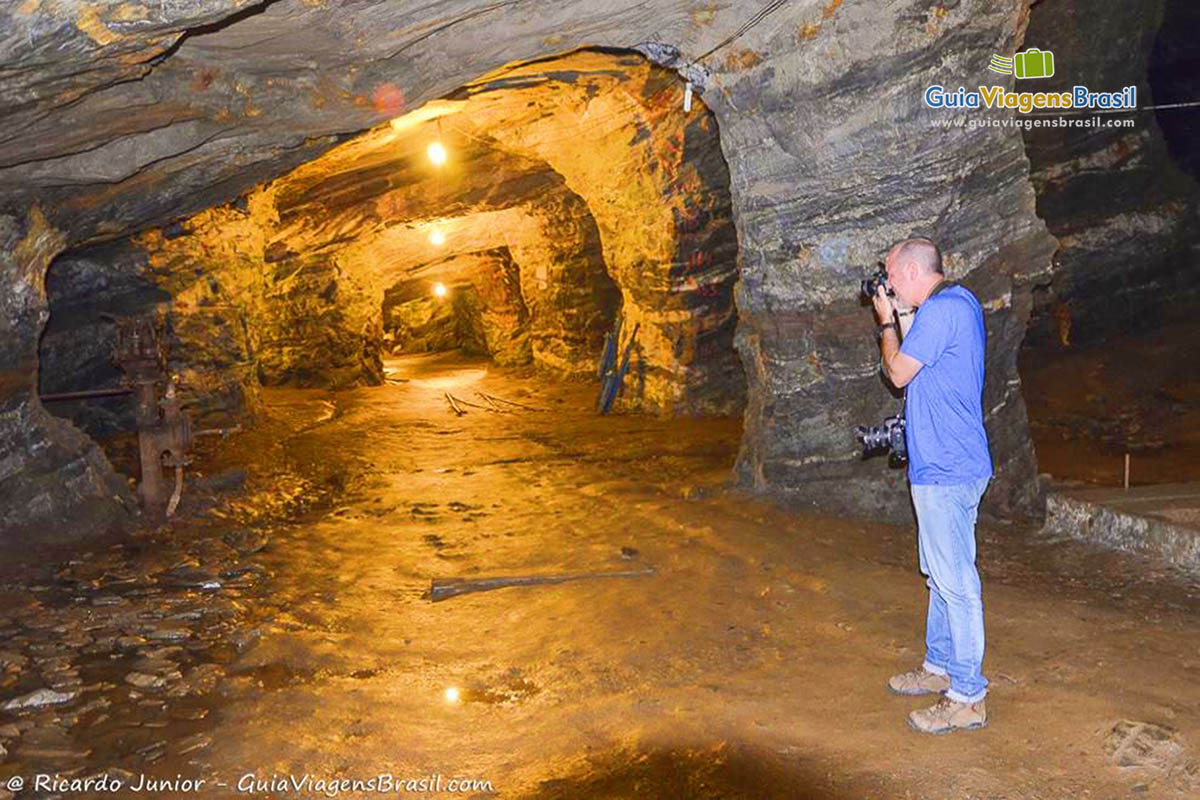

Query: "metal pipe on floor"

xmin=39 ymin=387 xmax=134 ymax=402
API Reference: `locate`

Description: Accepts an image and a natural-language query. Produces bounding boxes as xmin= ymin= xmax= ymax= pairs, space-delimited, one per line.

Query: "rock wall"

xmin=142 ymin=190 xmax=385 ymax=392
xmin=468 ymin=249 xmax=532 ymax=366
xmin=383 ymin=249 xmax=532 ymax=364
xmin=252 ymin=249 xmax=384 ymax=390
xmin=39 ymin=244 xmax=169 ymax=437
xmin=38 ymin=190 xmax=387 ymax=456
xmin=0 ymin=211 xmax=134 ymax=539
xmin=1021 ymin=0 xmax=1200 ymax=349
xmin=463 ymin=53 xmax=745 ymax=413
xmin=1150 ymin=1 xmax=1200 ymax=185
xmin=386 ymin=294 xmax=476 ymax=356
xmin=506 ymin=193 xmax=620 ymax=375
xmin=718 ymin=0 xmax=1055 ymax=521
xmin=131 ymin=183 xmax=385 ymax=394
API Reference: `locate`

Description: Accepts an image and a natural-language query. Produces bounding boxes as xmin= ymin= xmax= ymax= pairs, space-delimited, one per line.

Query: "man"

xmin=870 ymin=237 xmax=993 ymax=734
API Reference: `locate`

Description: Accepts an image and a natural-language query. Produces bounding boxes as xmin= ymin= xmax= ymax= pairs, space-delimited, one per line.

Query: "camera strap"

xmin=926 ymin=279 xmax=960 ymax=299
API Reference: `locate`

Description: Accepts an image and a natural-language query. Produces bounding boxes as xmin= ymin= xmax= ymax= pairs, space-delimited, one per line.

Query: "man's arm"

xmin=879 ymin=326 xmax=923 ymax=388
xmin=872 ymin=288 xmax=923 ymax=388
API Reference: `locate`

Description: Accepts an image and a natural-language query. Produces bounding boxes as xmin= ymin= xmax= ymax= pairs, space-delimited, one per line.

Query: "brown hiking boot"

xmin=906 ymin=696 xmax=988 ymax=734
xmin=887 ymin=667 xmax=951 ymax=696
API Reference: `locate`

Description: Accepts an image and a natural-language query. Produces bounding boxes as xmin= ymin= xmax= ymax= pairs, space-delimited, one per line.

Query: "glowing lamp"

xmin=429 ymin=228 xmax=445 ymax=246
xmin=427 ymin=141 xmax=447 ymax=165
xmin=444 ymin=686 xmax=460 ymax=704
xmin=432 ymin=282 xmax=447 ymax=298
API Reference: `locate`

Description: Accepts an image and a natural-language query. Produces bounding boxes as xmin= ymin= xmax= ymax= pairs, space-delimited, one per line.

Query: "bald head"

xmin=889 ymin=237 xmax=943 ymax=276
xmin=884 ymin=237 xmax=945 ymax=308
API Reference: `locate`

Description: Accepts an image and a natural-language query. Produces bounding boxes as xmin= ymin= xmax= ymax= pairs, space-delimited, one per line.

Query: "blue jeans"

xmin=910 ymin=477 xmax=990 ymax=703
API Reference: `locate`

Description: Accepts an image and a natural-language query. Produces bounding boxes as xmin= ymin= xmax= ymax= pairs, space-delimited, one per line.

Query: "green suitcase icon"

xmin=1014 ymin=48 xmax=1054 ymax=79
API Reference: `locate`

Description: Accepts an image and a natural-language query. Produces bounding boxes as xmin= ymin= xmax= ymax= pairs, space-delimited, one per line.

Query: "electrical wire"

xmin=695 ymin=0 xmax=790 ymax=63
xmin=1026 ymin=99 xmax=1200 ymax=117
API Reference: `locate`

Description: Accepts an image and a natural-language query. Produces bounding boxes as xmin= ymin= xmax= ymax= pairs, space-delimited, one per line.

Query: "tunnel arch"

xmin=70 ymin=49 xmax=746 ymax=413
xmin=34 ymin=48 xmax=750 ymax=501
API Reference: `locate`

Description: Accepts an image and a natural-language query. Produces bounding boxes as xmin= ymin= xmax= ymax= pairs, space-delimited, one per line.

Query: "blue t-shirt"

xmin=898 ymin=284 xmax=993 ymax=485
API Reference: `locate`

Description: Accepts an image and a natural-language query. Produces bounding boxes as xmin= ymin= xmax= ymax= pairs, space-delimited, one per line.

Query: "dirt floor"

xmin=1021 ymin=317 xmax=1200 ymax=488
xmin=2 ymin=351 xmax=1199 ymax=799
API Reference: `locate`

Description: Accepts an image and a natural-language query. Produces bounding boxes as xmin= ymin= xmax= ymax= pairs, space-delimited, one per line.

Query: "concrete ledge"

xmin=1045 ymin=483 xmax=1200 ymax=572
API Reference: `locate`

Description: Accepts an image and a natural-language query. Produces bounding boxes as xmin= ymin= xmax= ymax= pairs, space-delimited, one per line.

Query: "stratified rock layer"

xmin=383 ymin=249 xmax=531 ymax=364
xmin=721 ymin=1 xmax=1054 ymax=521
xmin=1021 ymin=0 xmax=1200 ymax=349
xmin=0 ymin=212 xmax=134 ymax=538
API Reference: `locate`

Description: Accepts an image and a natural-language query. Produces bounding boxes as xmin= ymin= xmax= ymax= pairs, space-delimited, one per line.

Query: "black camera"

xmin=855 ymin=414 xmax=907 ymax=465
xmin=861 ymin=264 xmax=893 ymax=300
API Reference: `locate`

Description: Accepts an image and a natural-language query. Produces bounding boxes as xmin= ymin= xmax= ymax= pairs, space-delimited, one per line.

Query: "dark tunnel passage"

xmin=1017 ymin=0 xmax=1200 ymax=488
xmin=1150 ymin=0 xmax=1200 ymax=184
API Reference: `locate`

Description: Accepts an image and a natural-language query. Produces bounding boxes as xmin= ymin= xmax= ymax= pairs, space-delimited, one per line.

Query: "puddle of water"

xmin=229 ymin=661 xmax=319 ymax=691
xmin=459 ymin=677 xmax=539 ymax=706
xmin=407 ymin=369 xmax=489 ymax=390
xmin=521 ymin=744 xmax=852 ymax=800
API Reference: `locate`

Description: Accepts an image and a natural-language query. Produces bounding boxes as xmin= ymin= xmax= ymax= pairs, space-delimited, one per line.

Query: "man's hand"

xmin=872 ymin=284 xmax=895 ymax=325
xmin=873 ymin=285 xmax=923 ymax=388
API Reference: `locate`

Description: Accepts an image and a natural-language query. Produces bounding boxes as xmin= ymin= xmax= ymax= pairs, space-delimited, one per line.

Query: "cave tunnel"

xmin=2 ymin=3 xmax=1199 ymax=798
xmin=35 ymin=50 xmax=746 ymax=487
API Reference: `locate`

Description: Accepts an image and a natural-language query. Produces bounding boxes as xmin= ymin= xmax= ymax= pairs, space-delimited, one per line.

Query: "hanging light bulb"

xmin=432 ymin=282 xmax=447 ymax=298
xmin=429 ymin=228 xmax=445 ymax=246
xmin=427 ymin=141 xmax=447 ymax=165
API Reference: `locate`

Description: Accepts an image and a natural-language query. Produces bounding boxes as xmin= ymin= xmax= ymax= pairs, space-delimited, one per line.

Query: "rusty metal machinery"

xmin=110 ymin=312 xmax=192 ymax=519
xmin=42 ymin=311 xmax=241 ymax=520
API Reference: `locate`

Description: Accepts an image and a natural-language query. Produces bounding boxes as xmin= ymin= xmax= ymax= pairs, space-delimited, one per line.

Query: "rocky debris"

xmin=221 ymin=563 xmax=268 ymax=582
xmin=176 ymin=733 xmax=212 ymax=756
xmin=224 ymin=529 xmax=271 ymax=555
xmin=2 ymin=688 xmax=77 ymax=711
xmin=0 ymin=650 xmax=26 ymax=671
xmin=137 ymin=740 xmax=168 ymax=763
xmin=124 ymin=672 xmax=168 ymax=690
xmin=0 ymin=482 xmax=286 ymax=780
xmin=179 ymin=664 xmax=225 ymax=697
xmin=155 ymin=565 xmax=223 ymax=590
xmin=1104 ymin=720 xmax=1185 ymax=771
xmin=193 ymin=468 xmax=249 ymax=493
